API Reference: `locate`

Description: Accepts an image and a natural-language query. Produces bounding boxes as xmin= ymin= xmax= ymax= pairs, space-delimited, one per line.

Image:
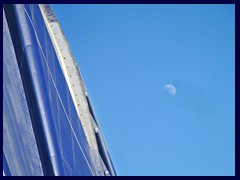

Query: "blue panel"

xmin=3 ymin=9 xmax=43 ymax=176
xmin=3 ymin=4 xmax=99 ymax=176
xmin=3 ymin=153 xmax=11 ymax=176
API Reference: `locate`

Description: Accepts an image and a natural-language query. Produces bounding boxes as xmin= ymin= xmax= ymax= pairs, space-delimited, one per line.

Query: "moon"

xmin=164 ymin=84 xmax=176 ymax=96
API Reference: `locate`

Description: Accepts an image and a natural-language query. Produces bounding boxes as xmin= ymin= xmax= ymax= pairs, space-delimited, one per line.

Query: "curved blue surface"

xmin=3 ymin=9 xmax=43 ymax=176
xmin=3 ymin=4 xmax=101 ymax=176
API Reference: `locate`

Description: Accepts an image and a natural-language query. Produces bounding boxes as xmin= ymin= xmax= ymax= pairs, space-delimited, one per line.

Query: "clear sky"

xmin=51 ymin=4 xmax=235 ymax=176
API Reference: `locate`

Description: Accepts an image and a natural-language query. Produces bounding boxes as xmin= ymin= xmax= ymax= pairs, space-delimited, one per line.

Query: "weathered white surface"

xmin=39 ymin=4 xmax=103 ymax=175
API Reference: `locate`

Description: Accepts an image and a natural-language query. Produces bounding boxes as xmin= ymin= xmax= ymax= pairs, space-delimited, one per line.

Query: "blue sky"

xmin=51 ymin=4 xmax=235 ymax=176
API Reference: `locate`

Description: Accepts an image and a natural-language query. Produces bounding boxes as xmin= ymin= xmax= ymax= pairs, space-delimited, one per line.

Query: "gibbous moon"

xmin=164 ymin=84 xmax=176 ymax=96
